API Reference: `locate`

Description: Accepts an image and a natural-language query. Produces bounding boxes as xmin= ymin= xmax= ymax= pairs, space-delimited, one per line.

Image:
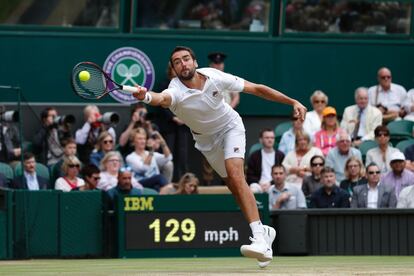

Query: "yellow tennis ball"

xmin=79 ymin=70 xmax=90 ymax=82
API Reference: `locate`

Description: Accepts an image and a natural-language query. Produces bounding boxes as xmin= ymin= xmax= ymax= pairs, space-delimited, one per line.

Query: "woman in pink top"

xmin=314 ymin=106 xmax=341 ymax=156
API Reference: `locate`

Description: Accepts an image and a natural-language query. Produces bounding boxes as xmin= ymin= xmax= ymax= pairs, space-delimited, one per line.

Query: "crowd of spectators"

xmin=247 ymin=66 xmax=414 ymax=210
xmin=0 ymin=102 xmax=199 ymax=206
xmin=1 ymin=66 xmax=414 ymax=210
xmin=136 ymin=0 xmax=269 ymax=32
xmin=285 ymin=0 xmax=411 ymax=34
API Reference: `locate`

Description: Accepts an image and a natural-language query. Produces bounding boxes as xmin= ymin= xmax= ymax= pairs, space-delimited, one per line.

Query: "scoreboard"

xmin=117 ymin=194 xmax=269 ymax=258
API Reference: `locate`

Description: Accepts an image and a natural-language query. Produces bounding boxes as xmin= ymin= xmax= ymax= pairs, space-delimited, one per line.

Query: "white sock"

xmin=249 ymin=221 xmax=265 ymax=240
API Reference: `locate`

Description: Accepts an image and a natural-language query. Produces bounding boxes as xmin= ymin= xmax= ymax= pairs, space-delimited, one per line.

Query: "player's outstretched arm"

xmin=243 ymin=80 xmax=307 ymax=120
xmin=132 ymin=86 xmax=172 ymax=108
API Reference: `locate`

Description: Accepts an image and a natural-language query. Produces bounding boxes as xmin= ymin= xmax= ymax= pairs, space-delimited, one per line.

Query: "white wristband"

xmin=142 ymin=93 xmax=152 ymax=104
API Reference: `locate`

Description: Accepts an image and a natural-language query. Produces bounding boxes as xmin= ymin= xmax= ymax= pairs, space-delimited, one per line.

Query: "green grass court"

xmin=1 ymin=256 xmax=414 ymax=275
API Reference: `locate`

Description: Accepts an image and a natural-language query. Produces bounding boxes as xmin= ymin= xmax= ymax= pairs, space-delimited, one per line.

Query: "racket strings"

xmin=72 ymin=64 xmax=108 ymax=99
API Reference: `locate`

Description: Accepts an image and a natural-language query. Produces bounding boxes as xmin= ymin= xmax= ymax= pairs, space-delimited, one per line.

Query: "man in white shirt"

xmin=403 ymin=88 xmax=414 ymax=121
xmin=132 ymin=46 xmax=307 ymax=267
xmin=351 ymin=163 xmax=396 ymax=208
xmin=397 ymin=185 xmax=414 ymax=208
xmin=247 ymin=128 xmax=285 ymax=193
xmin=341 ymin=87 xmax=382 ymax=147
xmin=367 ymin=67 xmax=407 ymax=123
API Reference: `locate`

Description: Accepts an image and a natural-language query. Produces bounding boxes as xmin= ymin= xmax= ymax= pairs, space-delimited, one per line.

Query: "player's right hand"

xmin=132 ymin=85 xmax=148 ymax=101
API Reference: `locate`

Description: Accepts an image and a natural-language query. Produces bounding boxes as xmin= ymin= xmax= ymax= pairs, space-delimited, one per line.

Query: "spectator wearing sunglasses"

xmin=106 ymin=166 xmax=142 ymax=205
xmin=381 ymin=151 xmax=414 ymax=198
xmin=302 ymin=155 xmax=324 ymax=198
xmin=365 ymin=125 xmax=400 ymax=174
xmin=75 ymin=164 xmax=100 ymax=191
xmin=98 ymin=151 xmax=142 ymax=191
xmin=339 ymin=156 xmax=367 ymax=197
xmin=303 ymin=90 xmax=328 ymax=138
xmin=55 ymin=156 xmax=84 ymax=192
xmin=89 ymin=131 xmax=115 ymax=167
xmin=367 ymin=67 xmax=407 ymax=123
xmin=351 ymin=163 xmax=396 ymax=208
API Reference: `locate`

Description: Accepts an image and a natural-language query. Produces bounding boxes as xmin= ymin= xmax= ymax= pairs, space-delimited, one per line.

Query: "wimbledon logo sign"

xmin=103 ymin=47 xmax=155 ymax=104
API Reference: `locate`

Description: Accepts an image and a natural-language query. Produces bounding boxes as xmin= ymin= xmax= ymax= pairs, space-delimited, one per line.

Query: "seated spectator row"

xmin=264 ymin=160 xmax=413 ymax=211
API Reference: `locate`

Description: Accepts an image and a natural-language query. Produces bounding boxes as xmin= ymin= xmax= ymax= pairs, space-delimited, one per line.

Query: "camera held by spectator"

xmin=0 ymin=110 xmax=19 ymax=123
xmin=97 ymin=112 xmax=120 ymax=125
xmin=52 ymin=114 xmax=76 ymax=128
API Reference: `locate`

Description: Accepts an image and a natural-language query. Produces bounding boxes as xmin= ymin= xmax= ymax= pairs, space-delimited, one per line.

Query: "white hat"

xmin=390 ymin=151 xmax=406 ymax=162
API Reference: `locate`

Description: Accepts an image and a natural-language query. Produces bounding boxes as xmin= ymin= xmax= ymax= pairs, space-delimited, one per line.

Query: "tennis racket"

xmin=71 ymin=61 xmax=139 ymax=100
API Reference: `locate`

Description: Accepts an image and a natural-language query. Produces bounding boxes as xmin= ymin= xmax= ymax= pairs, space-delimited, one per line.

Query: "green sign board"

xmin=117 ymin=194 xmax=269 ymax=258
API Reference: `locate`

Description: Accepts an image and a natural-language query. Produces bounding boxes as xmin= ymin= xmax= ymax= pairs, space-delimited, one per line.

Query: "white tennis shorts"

xmin=192 ymin=117 xmax=246 ymax=178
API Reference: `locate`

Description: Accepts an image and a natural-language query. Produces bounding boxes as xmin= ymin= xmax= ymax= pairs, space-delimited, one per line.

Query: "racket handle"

xmin=121 ymin=85 xmax=139 ymax=93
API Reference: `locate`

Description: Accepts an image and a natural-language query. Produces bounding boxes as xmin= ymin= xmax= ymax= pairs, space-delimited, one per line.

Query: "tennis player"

xmin=133 ymin=46 xmax=307 ymax=267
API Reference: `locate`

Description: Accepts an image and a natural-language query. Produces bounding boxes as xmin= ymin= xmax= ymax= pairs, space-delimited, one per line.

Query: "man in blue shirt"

xmin=310 ymin=167 xmax=350 ymax=208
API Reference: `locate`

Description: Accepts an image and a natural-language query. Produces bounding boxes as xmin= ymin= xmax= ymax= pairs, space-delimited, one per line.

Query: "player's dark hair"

xmin=170 ymin=46 xmax=196 ymax=64
xmin=259 ymin=128 xmax=274 ymax=138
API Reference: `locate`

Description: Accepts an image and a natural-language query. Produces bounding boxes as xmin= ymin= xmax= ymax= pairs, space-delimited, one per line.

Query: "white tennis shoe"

xmin=257 ymin=225 xmax=276 ymax=268
xmin=240 ymin=225 xmax=276 ymax=265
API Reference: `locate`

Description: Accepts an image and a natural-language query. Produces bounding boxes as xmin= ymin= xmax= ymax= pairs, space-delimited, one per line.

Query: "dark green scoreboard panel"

xmin=117 ymin=194 xmax=269 ymax=258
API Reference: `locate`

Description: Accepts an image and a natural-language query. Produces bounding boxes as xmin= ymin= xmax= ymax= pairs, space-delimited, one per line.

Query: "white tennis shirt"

xmin=164 ymin=68 xmax=245 ymax=135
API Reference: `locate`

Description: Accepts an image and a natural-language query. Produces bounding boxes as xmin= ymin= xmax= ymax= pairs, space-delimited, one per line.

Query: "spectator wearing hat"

xmin=314 ymin=106 xmax=342 ymax=156
xmin=367 ymin=67 xmax=407 ymax=123
xmin=381 ymin=151 xmax=414 ymax=198
xmin=340 ymin=87 xmax=383 ymax=147
xmin=325 ymin=131 xmax=362 ymax=183
xmin=351 ymin=163 xmax=397 ymax=208
xmin=208 ymin=52 xmax=240 ymax=109
xmin=365 ymin=125 xmax=399 ymax=174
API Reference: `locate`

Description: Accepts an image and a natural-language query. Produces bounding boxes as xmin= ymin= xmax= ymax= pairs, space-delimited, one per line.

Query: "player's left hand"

xmin=132 ymin=85 xmax=148 ymax=101
xmin=293 ymin=100 xmax=307 ymax=121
